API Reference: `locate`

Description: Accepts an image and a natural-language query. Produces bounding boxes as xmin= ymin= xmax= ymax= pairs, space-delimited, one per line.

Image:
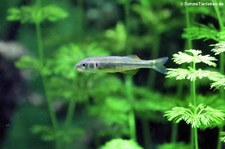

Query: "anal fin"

xmin=121 ymin=69 xmax=138 ymax=75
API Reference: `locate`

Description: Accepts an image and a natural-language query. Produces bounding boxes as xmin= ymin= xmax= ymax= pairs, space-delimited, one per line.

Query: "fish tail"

xmin=152 ymin=57 xmax=168 ymax=74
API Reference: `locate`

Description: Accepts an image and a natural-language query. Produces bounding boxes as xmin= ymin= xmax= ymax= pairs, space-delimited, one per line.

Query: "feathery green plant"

xmin=100 ymin=138 xmax=143 ymax=149
xmin=165 ymin=49 xmax=225 ymax=149
xmin=220 ymin=132 xmax=225 ymax=143
xmin=210 ymin=41 xmax=225 ymax=145
xmin=7 ymin=1 xmax=68 ymax=148
xmin=7 ymin=4 xmax=68 ymax=24
xmin=105 ymin=22 xmax=127 ymax=53
xmin=182 ymin=2 xmax=225 ymax=147
xmin=211 ymin=2 xmax=225 ymax=148
xmin=211 ymin=42 xmax=225 ymax=55
xmin=165 ymin=104 xmax=225 ymax=128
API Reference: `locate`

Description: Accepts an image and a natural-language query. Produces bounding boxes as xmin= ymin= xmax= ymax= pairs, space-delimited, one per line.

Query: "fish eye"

xmin=82 ymin=63 xmax=87 ymax=68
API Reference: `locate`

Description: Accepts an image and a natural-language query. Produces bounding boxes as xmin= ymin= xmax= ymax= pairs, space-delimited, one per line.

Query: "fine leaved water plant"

xmin=210 ymin=42 xmax=225 ymax=90
xmin=105 ymin=22 xmax=127 ymax=53
xmin=182 ymin=2 xmax=225 ymax=148
xmin=7 ymin=1 xmax=69 ymax=148
xmin=165 ymin=49 xmax=225 ymax=149
xmin=210 ymin=41 xmax=225 ymax=145
xmin=100 ymin=138 xmax=143 ymax=149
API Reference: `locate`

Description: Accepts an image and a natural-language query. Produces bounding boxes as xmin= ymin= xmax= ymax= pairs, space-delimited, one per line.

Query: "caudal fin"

xmin=153 ymin=57 xmax=168 ymax=74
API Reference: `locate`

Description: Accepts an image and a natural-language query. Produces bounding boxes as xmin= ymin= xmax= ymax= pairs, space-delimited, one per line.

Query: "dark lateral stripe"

xmin=97 ymin=62 xmax=153 ymax=69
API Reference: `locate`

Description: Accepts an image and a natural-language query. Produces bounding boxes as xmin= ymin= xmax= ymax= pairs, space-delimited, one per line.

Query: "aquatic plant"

xmin=158 ymin=142 xmax=190 ymax=149
xmin=100 ymin=138 xmax=143 ymax=149
xmin=165 ymin=49 xmax=225 ymax=149
xmin=133 ymin=0 xmax=175 ymax=88
xmin=105 ymin=22 xmax=127 ymax=52
xmin=210 ymin=42 xmax=225 ymax=145
xmin=7 ymin=1 xmax=68 ymax=148
xmin=4 ymin=0 xmax=225 ymax=148
xmin=182 ymin=1 xmax=225 ymax=148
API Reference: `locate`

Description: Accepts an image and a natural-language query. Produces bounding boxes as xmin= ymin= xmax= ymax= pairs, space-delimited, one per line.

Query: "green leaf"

xmin=182 ymin=25 xmax=219 ymax=41
xmin=32 ymin=125 xmax=83 ymax=143
xmin=172 ymin=50 xmax=217 ymax=66
xmin=210 ymin=77 xmax=225 ymax=90
xmin=89 ymin=106 xmax=129 ymax=136
xmin=105 ymin=22 xmax=127 ymax=52
xmin=100 ymin=138 xmax=143 ymax=149
xmin=7 ymin=4 xmax=68 ymax=24
xmin=218 ymin=29 xmax=225 ymax=41
xmin=15 ymin=56 xmax=41 ymax=72
xmin=166 ymin=68 xmax=211 ymax=81
xmin=32 ymin=125 xmax=54 ymax=141
xmin=45 ymin=44 xmax=84 ymax=78
xmin=206 ymin=71 xmax=225 ymax=90
xmin=134 ymin=96 xmax=179 ymax=113
xmin=88 ymin=76 xmax=123 ymax=100
xmin=105 ymin=97 xmax=131 ymax=113
xmin=164 ymin=104 xmax=225 ymax=128
xmin=43 ymin=5 xmax=68 ymax=22
xmin=88 ymin=97 xmax=131 ymax=136
xmin=211 ymin=42 xmax=225 ymax=55
xmin=220 ymin=132 xmax=225 ymax=143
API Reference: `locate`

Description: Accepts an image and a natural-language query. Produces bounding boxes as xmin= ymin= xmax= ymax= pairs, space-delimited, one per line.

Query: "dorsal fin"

xmin=127 ymin=55 xmax=140 ymax=60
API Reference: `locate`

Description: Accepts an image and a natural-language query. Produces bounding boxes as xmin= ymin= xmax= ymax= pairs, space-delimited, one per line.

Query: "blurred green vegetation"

xmin=1 ymin=0 xmax=225 ymax=149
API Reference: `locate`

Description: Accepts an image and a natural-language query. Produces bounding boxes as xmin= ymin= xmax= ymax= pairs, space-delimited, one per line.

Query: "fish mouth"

xmin=75 ymin=64 xmax=84 ymax=72
xmin=76 ymin=67 xmax=84 ymax=72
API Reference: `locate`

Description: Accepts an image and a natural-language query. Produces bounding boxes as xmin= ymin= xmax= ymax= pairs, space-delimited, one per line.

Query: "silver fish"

xmin=75 ymin=55 xmax=168 ymax=74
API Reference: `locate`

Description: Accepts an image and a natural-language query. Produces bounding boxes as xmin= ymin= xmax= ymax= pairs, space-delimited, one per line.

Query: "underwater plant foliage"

xmin=165 ymin=49 xmax=225 ymax=149
xmin=165 ymin=50 xmax=225 ymax=129
xmin=100 ymin=138 xmax=143 ymax=149
xmin=2 ymin=0 xmax=225 ymax=149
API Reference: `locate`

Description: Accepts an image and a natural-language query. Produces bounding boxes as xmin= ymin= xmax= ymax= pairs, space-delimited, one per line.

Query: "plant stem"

xmin=194 ymin=127 xmax=198 ymax=149
xmin=129 ymin=109 xmax=136 ymax=141
xmin=212 ymin=0 xmax=224 ymax=30
xmin=35 ymin=23 xmax=44 ymax=66
xmin=192 ymin=64 xmax=196 ymax=107
xmin=212 ymin=0 xmax=224 ymax=97
xmin=171 ymin=124 xmax=178 ymax=143
xmin=185 ymin=2 xmax=198 ymax=149
xmin=123 ymin=0 xmax=137 ymax=141
xmin=77 ymin=0 xmax=84 ymax=36
xmin=35 ymin=22 xmax=59 ymax=148
xmin=148 ymin=35 xmax=160 ymax=87
xmin=185 ymin=3 xmax=192 ymax=49
xmin=217 ymin=127 xmax=223 ymax=149
xmin=124 ymin=0 xmax=130 ymax=36
xmin=125 ymin=75 xmax=136 ymax=141
xmin=212 ymin=1 xmax=224 ymax=149
xmin=192 ymin=62 xmax=198 ymax=149
xmin=65 ymin=99 xmax=76 ymax=125
xmin=124 ymin=0 xmax=139 ymax=142
xmin=141 ymin=119 xmax=152 ymax=149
